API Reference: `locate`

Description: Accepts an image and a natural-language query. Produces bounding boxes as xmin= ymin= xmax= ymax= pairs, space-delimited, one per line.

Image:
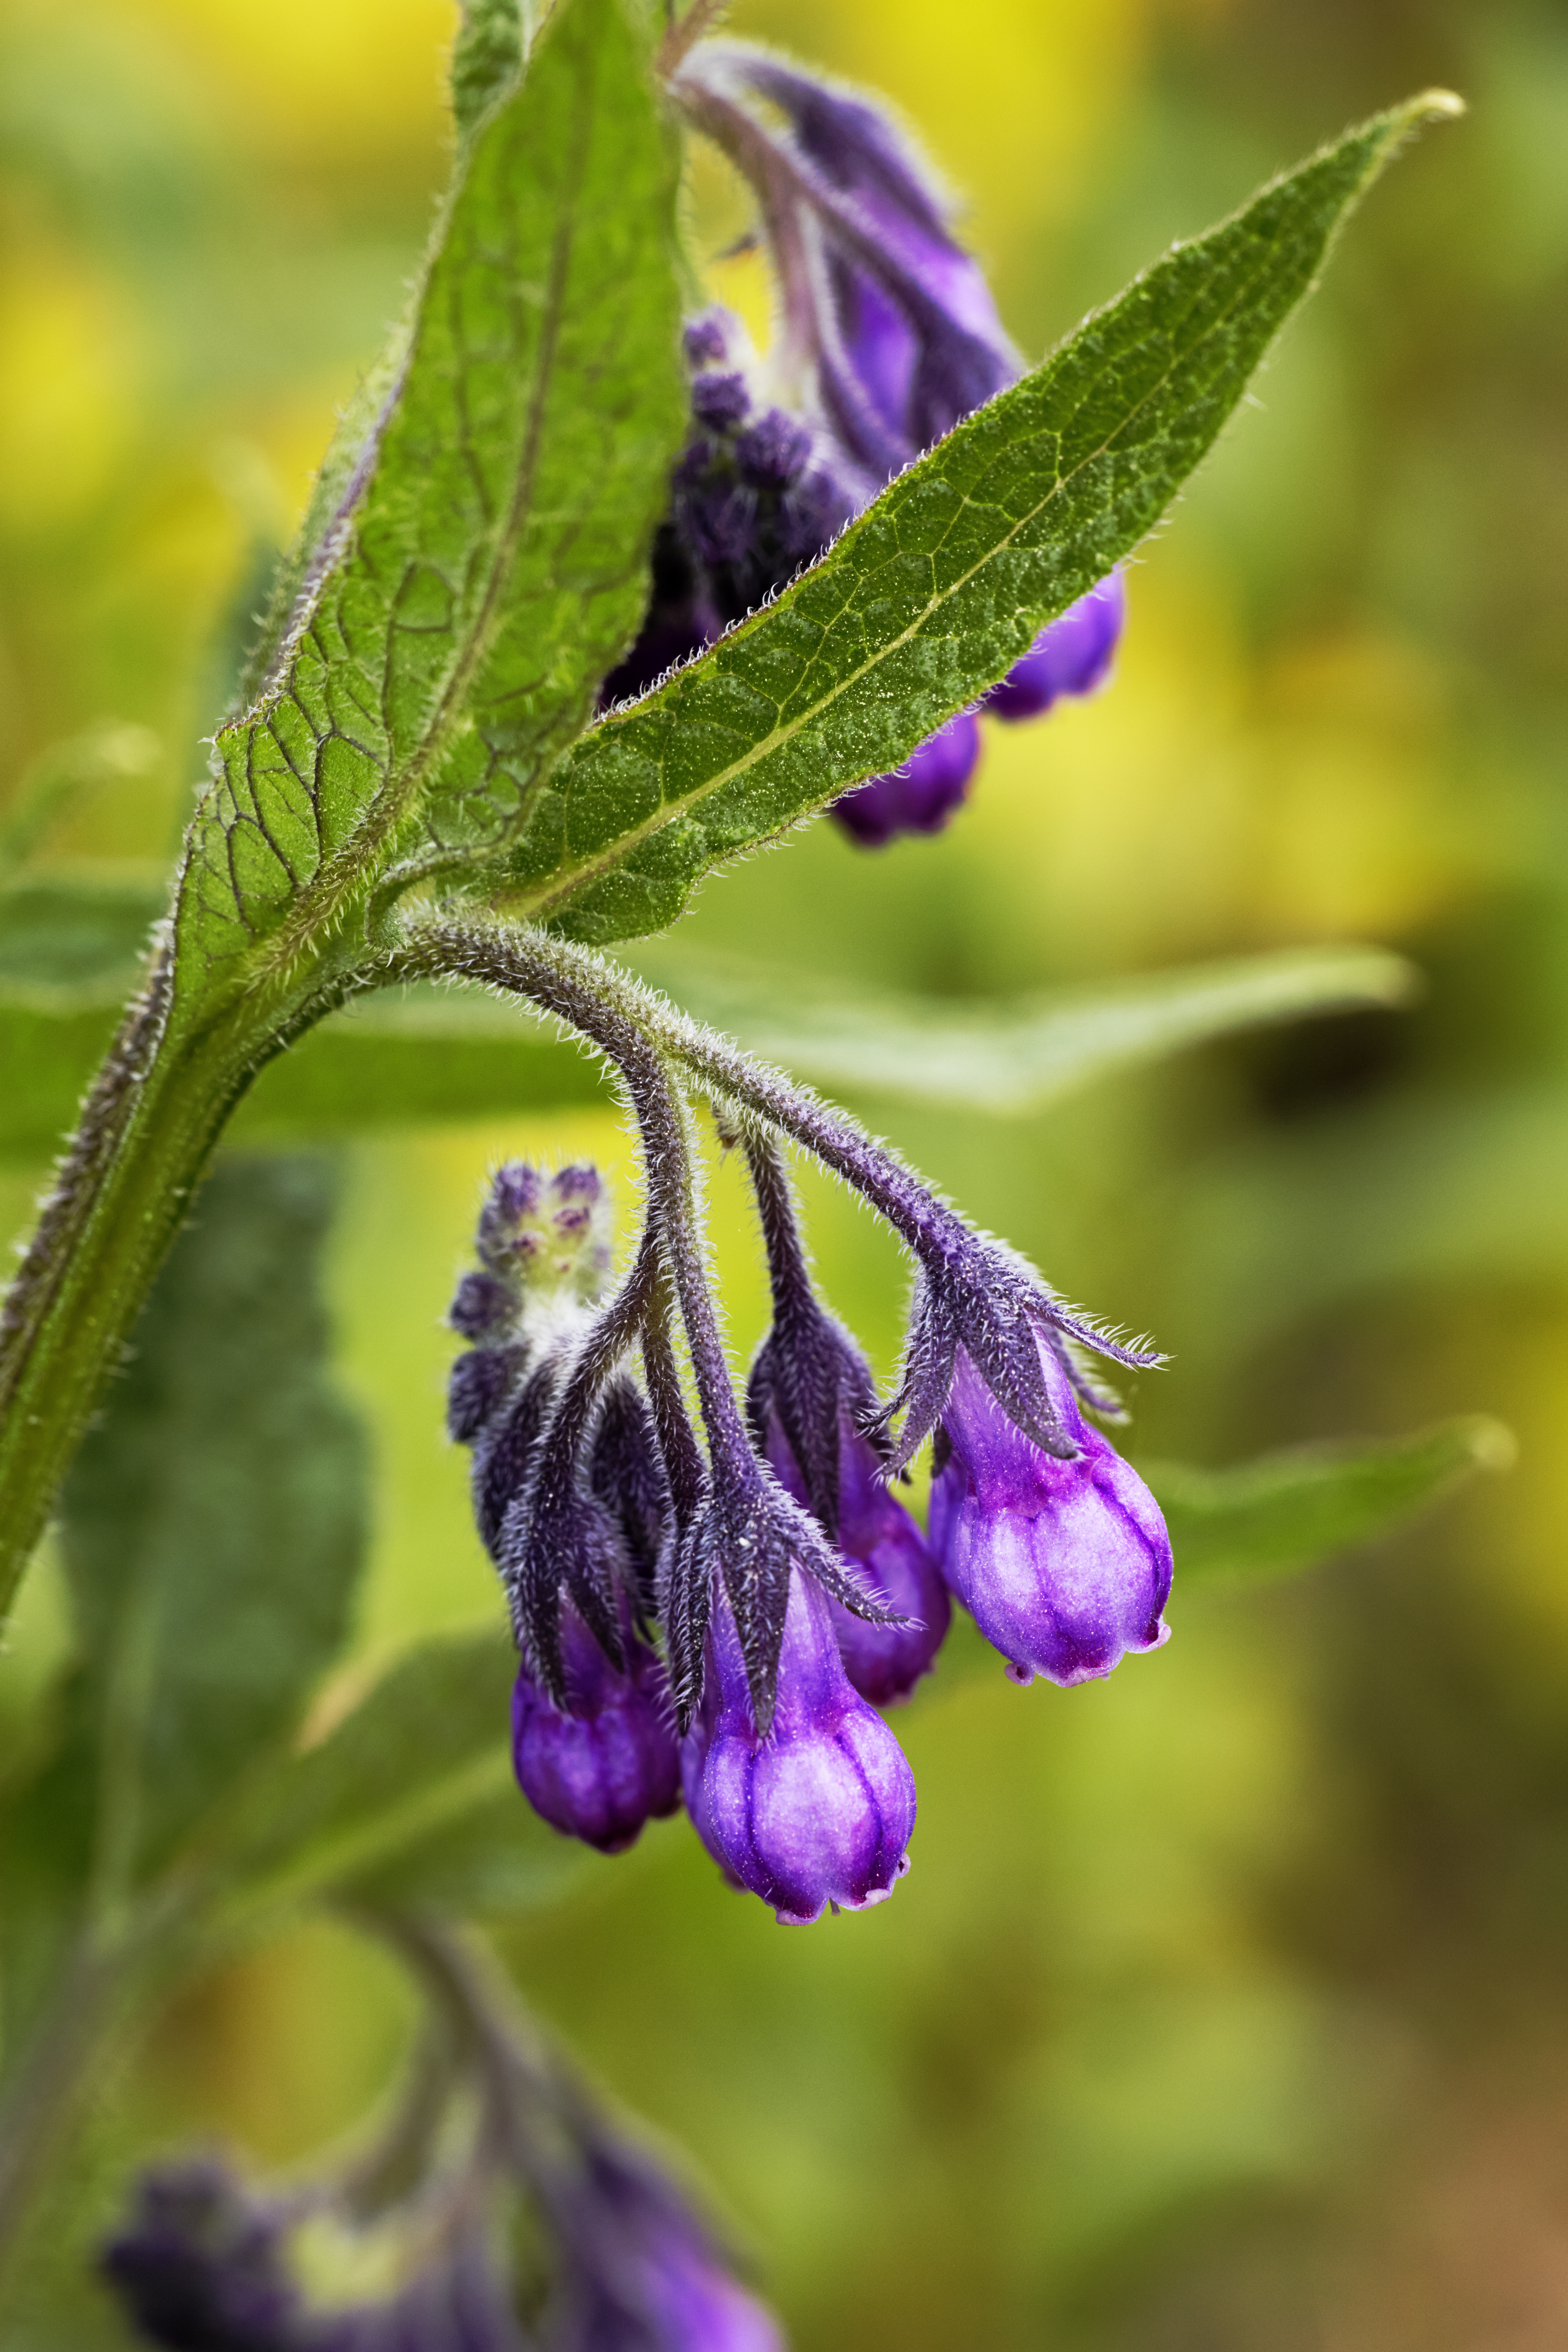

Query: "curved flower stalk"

xmin=401 ymin=912 xmax=1171 ymax=1920
xmin=604 ymin=38 xmax=1127 ymax=843
xmin=100 ymin=1924 xmax=782 ymax=2352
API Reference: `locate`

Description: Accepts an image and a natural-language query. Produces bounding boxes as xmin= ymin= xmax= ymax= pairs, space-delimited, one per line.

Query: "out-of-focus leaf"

xmin=0 ymin=873 xmax=164 ymax=1000
xmin=1178 ymin=1082 xmax=1568 ymax=1359
xmin=1142 ymin=1416 xmax=1515 ymax=1588
xmin=0 ymin=969 xmax=609 ymax=1165
xmin=205 ymin=1628 xmax=575 ymax=1937
xmin=6 ymin=889 xmax=1414 ymax=1150
xmin=180 ymin=0 xmax=684 ymax=1014
xmin=229 ymin=995 xmax=610 ymax=1142
xmin=631 ymin=941 xmax=1418 ymax=1113
xmin=0 ymin=725 xmax=162 ymax=872
xmin=57 ymin=1154 xmax=367 ymax=1889
xmin=498 ymin=94 xmax=1460 ymax=947
xmin=345 ymin=1785 xmax=593 ymax=1920
xmin=0 ymin=1690 xmax=99 ymax=2062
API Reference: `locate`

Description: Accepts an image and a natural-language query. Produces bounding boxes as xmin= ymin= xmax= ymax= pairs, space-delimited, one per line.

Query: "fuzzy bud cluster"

xmin=445 ymin=1137 xmax=1171 ymax=1931
xmin=605 ymin=41 xmax=1128 ymax=844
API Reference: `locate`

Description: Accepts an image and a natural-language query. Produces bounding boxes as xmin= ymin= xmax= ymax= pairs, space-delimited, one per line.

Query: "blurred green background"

xmin=4 ymin=0 xmax=1568 ymax=2342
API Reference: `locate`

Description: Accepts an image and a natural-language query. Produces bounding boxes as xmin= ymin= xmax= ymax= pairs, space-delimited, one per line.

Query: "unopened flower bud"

xmin=989 ymin=572 xmax=1125 ymax=722
xmin=929 ymin=1339 xmax=1171 ymax=1686
xmin=557 ymin=2139 xmax=784 ymax=2352
xmin=831 ymin=708 xmax=980 ymax=845
xmin=682 ymin=305 xmax=746 ymax=370
xmin=683 ymin=1573 xmax=915 ymax=1924
xmin=100 ymin=2159 xmax=298 ymax=2352
xmin=512 ymin=1599 xmax=679 ymax=1855
xmin=733 ymin=410 xmax=811 ymax=492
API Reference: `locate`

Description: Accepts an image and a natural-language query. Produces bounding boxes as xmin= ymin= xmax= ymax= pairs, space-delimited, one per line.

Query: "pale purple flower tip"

xmin=929 ymin=1340 xmax=1172 ymax=1686
xmin=764 ymin=1409 xmax=949 ymax=1706
xmin=559 ymin=2144 xmax=786 ymax=2352
xmin=682 ymin=1574 xmax=916 ymax=1924
xmin=636 ymin=2237 xmax=786 ymax=2352
xmin=831 ymin=707 xmax=981 ymax=846
xmin=512 ymin=1603 xmax=680 ymax=1855
xmin=989 ymin=572 xmax=1126 ymax=722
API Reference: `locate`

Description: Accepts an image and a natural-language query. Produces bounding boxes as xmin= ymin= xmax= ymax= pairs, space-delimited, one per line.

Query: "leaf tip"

xmin=1408 ymin=87 xmax=1467 ymax=125
xmin=1454 ymin=1413 xmax=1517 ymax=1477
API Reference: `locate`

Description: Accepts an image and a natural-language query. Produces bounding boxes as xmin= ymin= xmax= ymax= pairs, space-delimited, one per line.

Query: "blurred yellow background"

xmin=4 ymin=0 xmax=1568 ymax=2343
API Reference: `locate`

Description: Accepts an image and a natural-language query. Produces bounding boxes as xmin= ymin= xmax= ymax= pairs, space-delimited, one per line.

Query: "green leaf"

xmin=629 ymin=940 xmax=1418 ymax=1113
xmin=1142 ymin=1416 xmax=1515 ymax=1589
xmin=205 ymin=1628 xmax=570 ymax=1937
xmin=229 ymin=987 xmax=609 ymax=1142
xmin=493 ymin=92 xmax=1460 ymax=947
xmin=0 ymin=919 xmax=1412 ymax=1158
xmin=0 ymin=724 xmax=162 ymax=873
xmin=177 ymin=0 xmax=685 ymax=1016
xmin=450 ymin=0 xmax=524 ymax=145
xmin=57 ymin=1154 xmax=368 ymax=1890
xmin=0 ymin=872 xmax=165 ymax=1002
xmin=343 ymin=1784 xmax=594 ymax=1920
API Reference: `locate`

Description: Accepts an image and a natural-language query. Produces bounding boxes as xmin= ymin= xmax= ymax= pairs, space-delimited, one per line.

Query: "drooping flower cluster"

xmin=445 ymin=1107 xmax=1172 ymax=1926
xmin=101 ymin=1931 xmax=782 ymax=2352
xmin=605 ymin=41 xmax=1125 ymax=843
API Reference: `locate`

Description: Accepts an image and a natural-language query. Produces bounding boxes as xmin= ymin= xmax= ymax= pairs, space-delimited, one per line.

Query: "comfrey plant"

xmin=0 ymin=0 xmax=1474 ymax=2334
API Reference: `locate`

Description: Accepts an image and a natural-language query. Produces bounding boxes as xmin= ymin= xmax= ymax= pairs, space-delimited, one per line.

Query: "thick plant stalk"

xmin=0 ymin=962 xmax=354 ymax=1618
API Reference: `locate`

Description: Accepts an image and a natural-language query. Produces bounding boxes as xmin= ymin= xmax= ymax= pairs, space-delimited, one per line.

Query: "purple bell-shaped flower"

xmin=929 ymin=1336 xmax=1171 ymax=1687
xmin=682 ymin=1572 xmax=916 ymax=1924
xmin=511 ymin=1596 xmax=680 ymax=1856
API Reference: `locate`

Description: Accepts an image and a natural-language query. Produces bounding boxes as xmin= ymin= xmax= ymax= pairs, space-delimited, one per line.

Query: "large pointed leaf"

xmin=174 ymin=0 xmax=685 ymax=1015
xmin=628 ymin=940 xmax=1417 ymax=1113
xmin=493 ymin=93 xmax=1459 ymax=946
xmin=203 ymin=1628 xmax=566 ymax=1940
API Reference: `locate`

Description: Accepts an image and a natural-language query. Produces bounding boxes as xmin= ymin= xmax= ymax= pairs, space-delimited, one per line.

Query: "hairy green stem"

xmin=0 ymin=964 xmax=356 ymax=1619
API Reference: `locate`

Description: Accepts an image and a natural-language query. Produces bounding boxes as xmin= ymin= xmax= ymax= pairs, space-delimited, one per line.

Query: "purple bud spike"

xmin=683 ymin=305 xmax=746 ymax=370
xmin=691 ymin=370 xmax=753 ymax=432
xmin=831 ymin=707 xmax=980 ymax=845
xmin=989 ymin=572 xmax=1126 ymax=722
xmin=476 ymin=1160 xmax=613 ymax=1308
xmin=445 ymin=1341 xmax=522 ymax=1446
xmin=511 ymin=1599 xmax=679 ymax=1855
xmin=447 ymin=1267 xmax=517 ymax=1344
xmin=682 ymin=1573 xmax=916 ymax=1924
xmin=929 ymin=1338 xmax=1172 ymax=1687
